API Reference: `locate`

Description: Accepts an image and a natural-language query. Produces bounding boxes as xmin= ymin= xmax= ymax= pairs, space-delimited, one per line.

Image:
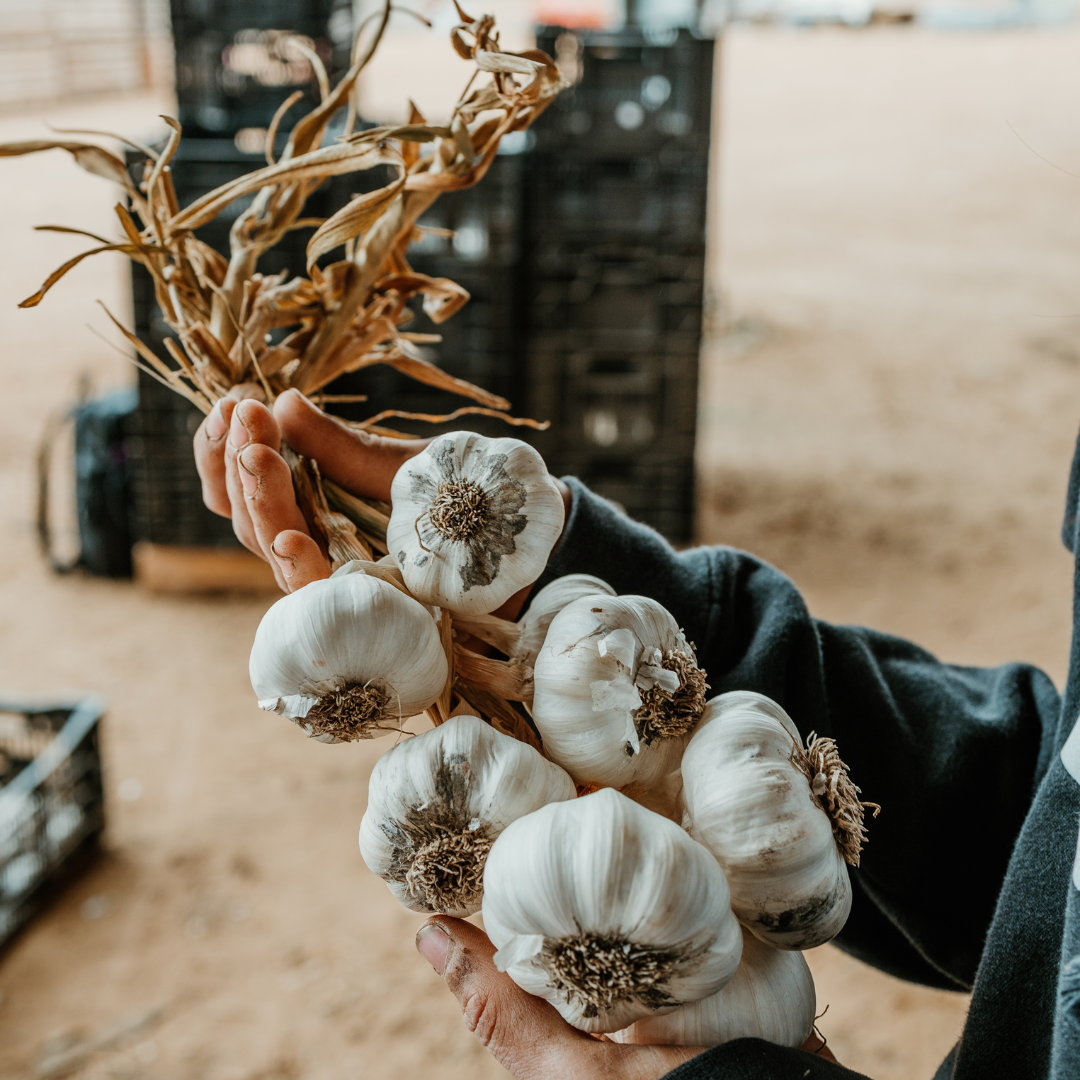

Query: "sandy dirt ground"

xmin=1 ymin=22 xmax=1080 ymax=1080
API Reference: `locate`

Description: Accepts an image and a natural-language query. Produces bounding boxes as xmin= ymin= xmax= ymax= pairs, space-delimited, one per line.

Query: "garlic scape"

xmin=359 ymin=715 xmax=575 ymax=916
xmin=612 ymin=927 xmax=817 ymax=1049
xmin=682 ymin=691 xmax=877 ymax=950
xmin=451 ymin=573 xmax=617 ymax=666
xmin=249 ymin=561 xmax=448 ymax=743
xmin=482 ymin=788 xmax=743 ymax=1033
xmin=531 ymin=595 xmax=709 ymax=793
xmin=388 ymin=432 xmax=565 ymax=616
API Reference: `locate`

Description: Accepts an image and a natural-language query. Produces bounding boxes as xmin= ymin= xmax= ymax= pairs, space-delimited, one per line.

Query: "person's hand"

xmin=415 ymin=917 xmax=838 ymax=1079
xmin=194 ymin=387 xmax=432 ymax=592
xmin=195 ymin=387 xmax=572 ymax=601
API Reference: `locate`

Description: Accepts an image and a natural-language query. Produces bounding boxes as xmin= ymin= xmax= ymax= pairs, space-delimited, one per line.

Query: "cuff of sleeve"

xmin=659 ymin=1039 xmax=872 ymax=1080
xmin=527 ymin=475 xmax=678 ymax=604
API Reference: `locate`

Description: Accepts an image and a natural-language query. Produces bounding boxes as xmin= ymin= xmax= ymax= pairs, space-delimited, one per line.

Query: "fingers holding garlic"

xmin=482 ymin=787 xmax=743 ymax=1033
xmin=248 ymin=561 xmax=448 ymax=743
xmin=388 ymin=432 xmax=565 ymax=616
xmin=359 ymin=714 xmax=576 ymax=917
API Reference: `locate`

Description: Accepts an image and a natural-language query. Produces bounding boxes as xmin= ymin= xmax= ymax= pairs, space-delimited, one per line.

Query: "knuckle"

xmin=461 ymin=988 xmax=500 ymax=1048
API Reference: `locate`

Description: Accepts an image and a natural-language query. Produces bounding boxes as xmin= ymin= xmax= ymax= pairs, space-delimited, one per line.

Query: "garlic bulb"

xmin=249 ymin=561 xmax=447 ymax=743
xmin=612 ymin=927 xmax=816 ymax=1049
xmin=682 ymin=691 xmax=874 ymax=950
xmin=482 ymin=787 xmax=743 ymax=1033
xmin=388 ymin=432 xmax=565 ymax=616
xmin=516 ymin=574 xmax=616 ymax=667
xmin=452 ymin=573 xmax=617 ymax=665
xmin=359 ymin=714 xmax=574 ymax=916
xmin=530 ymin=595 xmax=709 ymax=793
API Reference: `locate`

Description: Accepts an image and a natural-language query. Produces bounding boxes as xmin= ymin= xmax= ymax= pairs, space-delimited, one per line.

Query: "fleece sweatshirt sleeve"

xmin=531 ymin=478 xmax=1060 ymax=998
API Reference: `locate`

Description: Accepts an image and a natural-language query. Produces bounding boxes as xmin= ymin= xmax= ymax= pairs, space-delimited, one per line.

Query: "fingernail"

xmin=229 ymin=407 xmax=250 ymax=449
xmin=206 ymin=402 xmax=227 ymax=440
xmin=271 ymin=539 xmax=294 ymax=578
xmin=238 ymin=450 xmax=258 ymax=495
xmin=416 ymin=924 xmax=449 ymax=975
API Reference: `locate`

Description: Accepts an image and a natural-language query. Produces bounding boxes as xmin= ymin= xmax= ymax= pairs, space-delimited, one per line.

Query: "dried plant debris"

xmin=1 ymin=2 xmax=563 ymax=557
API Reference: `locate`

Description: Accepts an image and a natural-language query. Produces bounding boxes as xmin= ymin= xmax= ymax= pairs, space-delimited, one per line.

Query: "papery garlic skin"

xmin=249 ymin=562 xmax=447 ymax=743
xmin=359 ymin=715 xmax=575 ymax=917
xmin=612 ymin=927 xmax=816 ymax=1048
xmin=388 ymin=432 xmax=565 ymax=616
xmin=448 ymin=573 xmax=616 ymax=665
xmin=531 ymin=595 xmax=708 ymax=793
xmin=515 ymin=574 xmax=615 ymax=667
xmin=682 ymin=691 xmax=851 ymax=950
xmin=482 ymin=788 xmax=743 ymax=1033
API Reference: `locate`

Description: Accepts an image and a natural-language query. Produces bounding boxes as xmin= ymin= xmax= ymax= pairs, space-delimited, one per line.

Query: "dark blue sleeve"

xmin=533 ymin=478 xmax=1060 ymax=994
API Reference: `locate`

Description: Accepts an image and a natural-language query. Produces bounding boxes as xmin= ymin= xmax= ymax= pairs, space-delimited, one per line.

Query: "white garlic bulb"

xmin=452 ymin=573 xmax=617 ymax=665
xmin=612 ymin=927 xmax=816 ymax=1049
xmin=515 ymin=574 xmax=616 ymax=667
xmin=388 ymin=432 xmax=565 ymax=616
xmin=482 ymin=787 xmax=743 ymax=1034
xmin=249 ymin=561 xmax=448 ymax=743
xmin=530 ymin=595 xmax=709 ymax=793
xmin=682 ymin=691 xmax=871 ymax=950
xmin=359 ymin=714 xmax=575 ymax=916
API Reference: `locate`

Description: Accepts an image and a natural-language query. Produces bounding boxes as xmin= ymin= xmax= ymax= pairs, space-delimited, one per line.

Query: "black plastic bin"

xmin=170 ymin=0 xmax=354 ymax=138
xmin=0 ymin=695 xmax=106 ymax=949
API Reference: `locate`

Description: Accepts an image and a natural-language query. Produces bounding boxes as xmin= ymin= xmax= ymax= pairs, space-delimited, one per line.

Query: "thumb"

xmin=416 ymin=917 xmax=603 ymax=1079
xmin=273 ymin=388 xmax=429 ymax=503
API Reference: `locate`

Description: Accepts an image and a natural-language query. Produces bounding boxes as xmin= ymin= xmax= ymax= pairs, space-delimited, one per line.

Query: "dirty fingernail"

xmin=230 ymin=408 xmax=250 ymax=449
xmin=416 ymin=924 xmax=449 ymax=975
xmin=206 ymin=402 xmax=226 ymax=439
xmin=238 ymin=451 xmax=258 ymax=495
xmin=271 ymin=539 xmax=294 ymax=578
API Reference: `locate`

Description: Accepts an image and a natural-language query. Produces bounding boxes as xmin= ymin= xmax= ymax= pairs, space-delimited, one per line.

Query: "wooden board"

xmin=133 ymin=542 xmax=280 ymax=594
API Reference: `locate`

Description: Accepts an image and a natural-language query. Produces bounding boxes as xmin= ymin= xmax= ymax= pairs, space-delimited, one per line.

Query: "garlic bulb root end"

xmin=543 ymin=931 xmax=702 ymax=1021
xmin=303 ymin=680 xmax=395 ymax=742
xmin=405 ymin=829 xmax=494 ymax=913
xmin=635 ymin=649 xmax=709 ymax=744
xmin=791 ymin=732 xmax=880 ymax=867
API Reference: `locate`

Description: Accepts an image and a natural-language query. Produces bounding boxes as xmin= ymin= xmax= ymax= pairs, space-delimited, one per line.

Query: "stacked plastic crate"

xmin=523 ymin=27 xmax=713 ymax=545
xmin=324 ymin=149 xmax=528 ymax=440
xmin=129 ymin=0 xmax=354 ymax=549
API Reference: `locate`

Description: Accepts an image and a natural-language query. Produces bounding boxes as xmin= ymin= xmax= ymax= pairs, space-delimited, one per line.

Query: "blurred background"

xmin=1 ymin=0 xmax=1080 ymax=1077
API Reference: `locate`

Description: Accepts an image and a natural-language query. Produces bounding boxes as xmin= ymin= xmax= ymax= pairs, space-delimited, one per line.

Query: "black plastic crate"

xmin=527 ymin=154 xmax=708 ymax=245
xmin=0 ymin=695 xmax=105 ymax=949
xmin=285 ymin=152 xmax=530 ymax=438
xmin=171 ymin=0 xmax=354 ymax=138
xmin=126 ymin=137 xmax=339 ymax=547
xmin=562 ymin=452 xmax=696 ymax=544
xmin=527 ymin=345 xmax=698 ymax=456
xmin=515 ymin=26 xmax=712 ymax=544
xmin=127 ymin=141 xmax=531 ymax=544
xmin=532 ymin=27 xmax=714 ymax=161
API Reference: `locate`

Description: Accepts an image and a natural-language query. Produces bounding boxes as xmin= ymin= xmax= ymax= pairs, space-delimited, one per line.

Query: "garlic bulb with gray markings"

xmin=482 ymin=787 xmax=743 ymax=1033
xmin=388 ymin=432 xmax=565 ymax=616
xmin=530 ymin=595 xmax=708 ymax=794
xmin=249 ymin=561 xmax=448 ymax=743
xmin=612 ymin=927 xmax=816 ymax=1048
xmin=682 ymin=691 xmax=876 ymax=950
xmin=359 ymin=714 xmax=575 ymax=916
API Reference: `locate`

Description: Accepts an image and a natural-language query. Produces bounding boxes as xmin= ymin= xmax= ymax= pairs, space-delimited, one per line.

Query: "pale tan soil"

xmin=1 ymin=23 xmax=1080 ymax=1080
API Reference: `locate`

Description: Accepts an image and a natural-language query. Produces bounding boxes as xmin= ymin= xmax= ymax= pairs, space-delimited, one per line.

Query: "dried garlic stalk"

xmin=0 ymin=0 xmax=564 ymax=566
